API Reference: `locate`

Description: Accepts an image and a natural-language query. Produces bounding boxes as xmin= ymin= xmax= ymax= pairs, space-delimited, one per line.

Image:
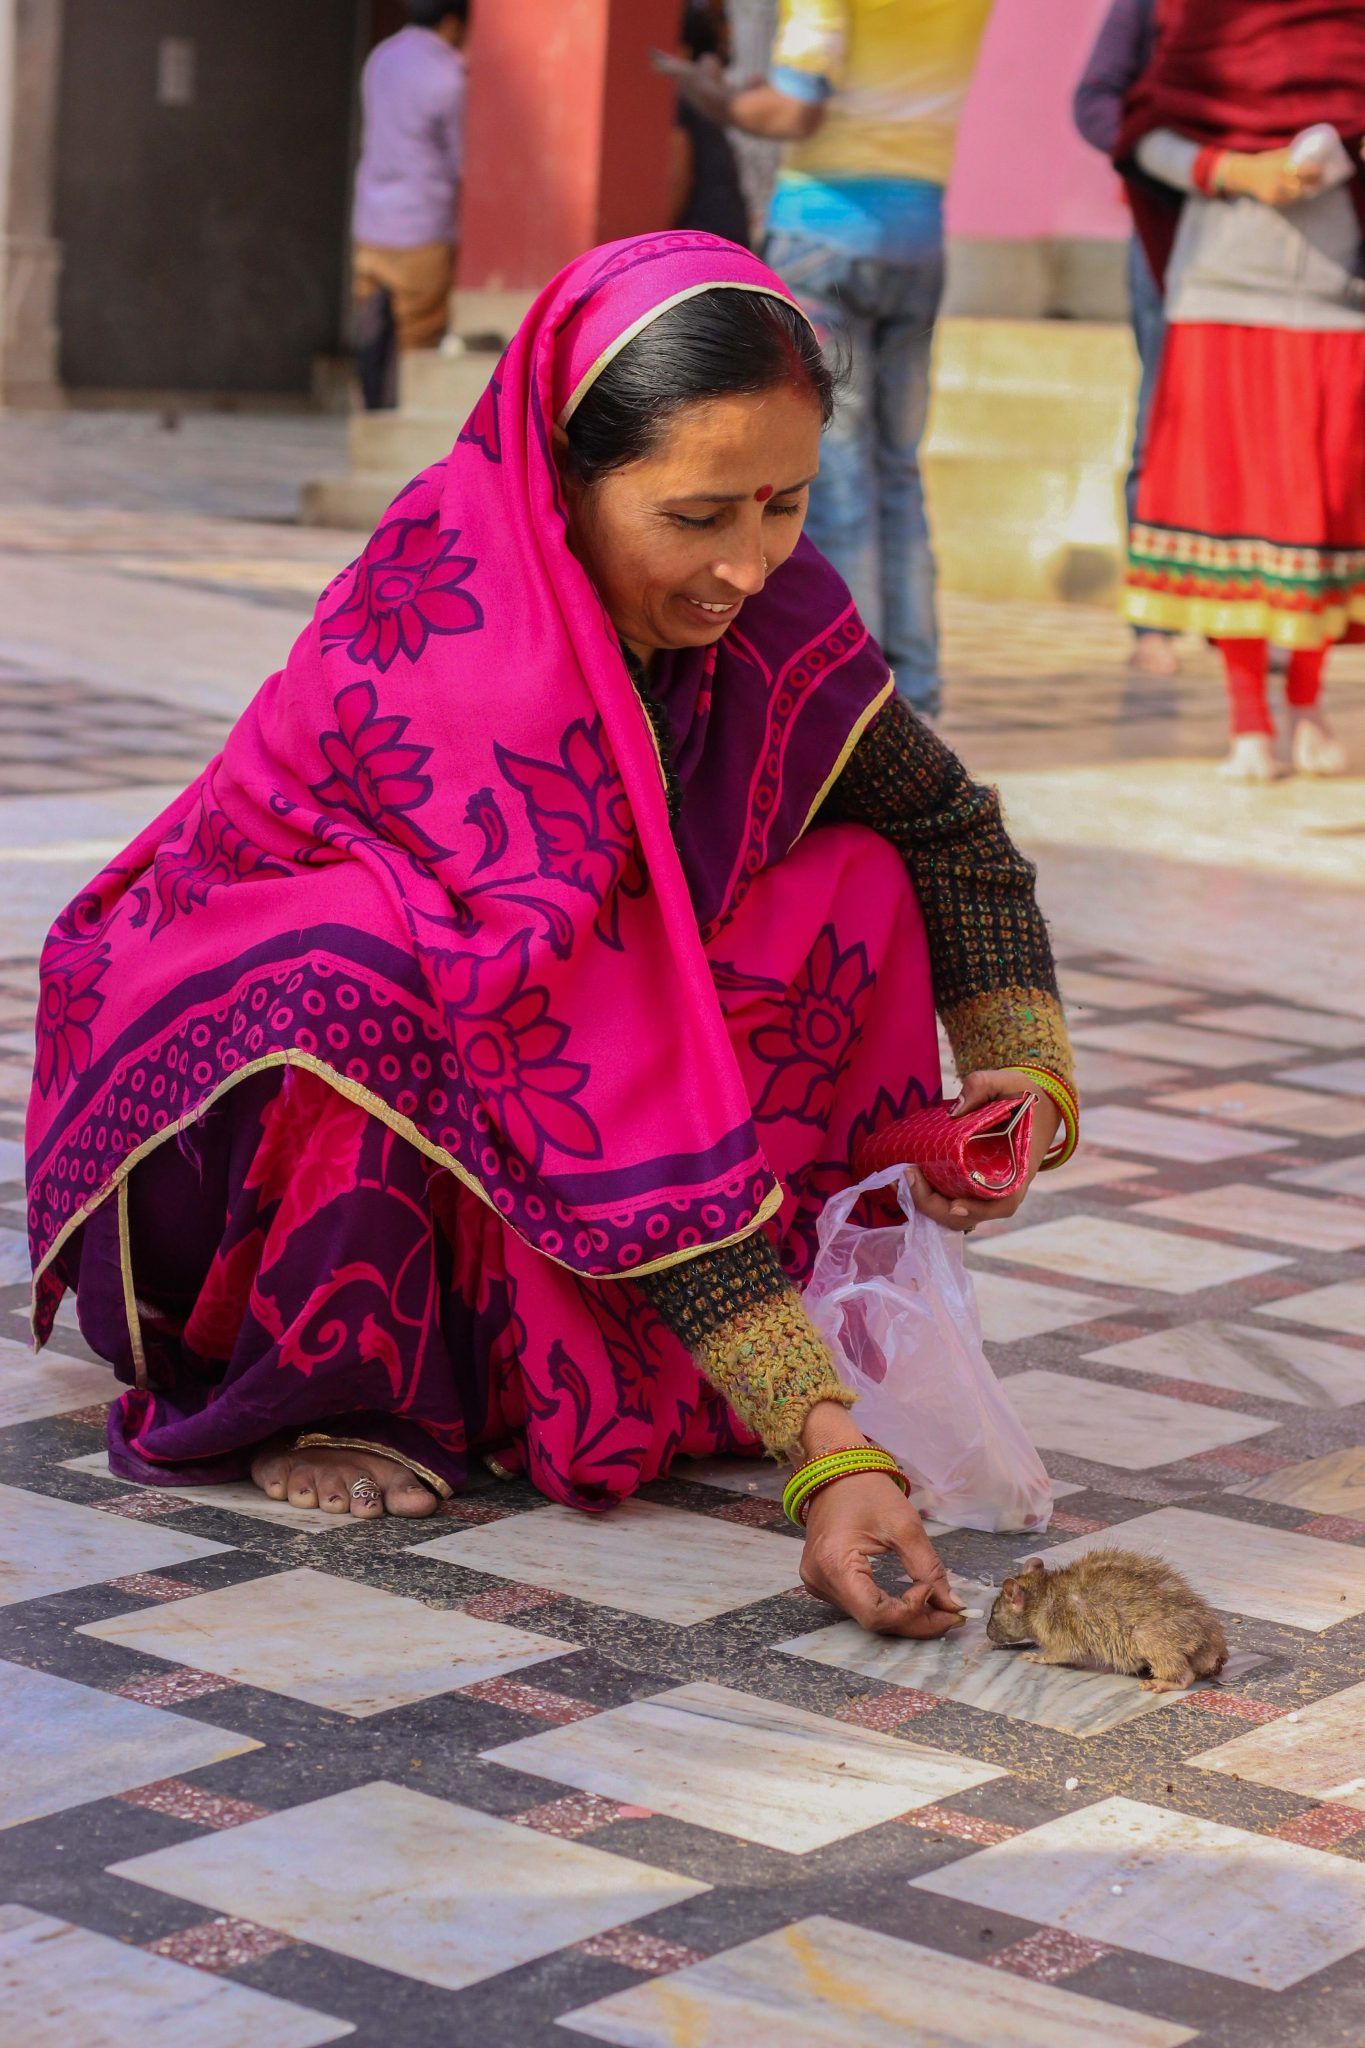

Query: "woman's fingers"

xmin=906 ymin=1169 xmax=996 ymax=1233
xmin=950 ymin=1068 xmax=1009 ymax=1114
xmin=904 ymin=1167 xmax=961 ymax=1228
xmin=811 ymin=1552 xmax=964 ymax=1639
xmin=888 ymin=1516 xmax=966 ymax=1615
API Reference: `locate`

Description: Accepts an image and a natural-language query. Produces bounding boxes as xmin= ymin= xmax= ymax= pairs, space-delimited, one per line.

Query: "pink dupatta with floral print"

xmin=26 ymin=233 xmax=892 ymax=1354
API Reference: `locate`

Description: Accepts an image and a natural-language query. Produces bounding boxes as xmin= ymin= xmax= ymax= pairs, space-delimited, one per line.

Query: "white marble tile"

xmin=0 ymin=1905 xmax=351 ymax=2048
xmin=110 ymin=1780 xmax=707 ymax=1991
xmin=671 ymin=1455 xmax=787 ymax=1501
xmin=482 ymin=1679 xmax=1003 ymax=1852
xmin=79 ymin=1566 xmax=575 ymax=1717
xmin=1134 ymin=1182 xmax=1365 ymax=1253
xmin=778 ymin=1581 xmax=1245 ymax=1738
xmin=1230 ymin=1446 xmax=1365 ymax=1521
xmin=58 ymin=1452 xmax=356 ymax=1533
xmin=912 ymin=1795 xmax=1365 ymax=1991
xmin=1029 ymin=1507 xmax=1365 ymax=1630
xmin=1259 ymin=1280 xmax=1365 ymax=1339
xmin=559 ymin=1915 xmax=1196 ymax=2048
xmin=410 ymin=1499 xmax=802 ymax=1624
xmin=1061 ymin=969 xmax=1199 ymax=1013
xmin=1028 ymin=1151 xmax=1155 ymax=1194
xmin=0 ymin=1657 xmax=259 ymax=1830
xmin=1278 ymin=1058 xmax=1365 ymax=1099
xmin=1079 ymin=1105 xmax=1293 ymax=1165
xmin=1187 ymin=1678 xmax=1365 ymax=1808
xmin=0 ymin=1346 xmax=112 ymax=1425
xmin=1275 ymin=1152 xmax=1365 ymax=1199
xmin=974 ymin=1217 xmax=1287 ymax=1296
xmin=969 ymin=1271 xmax=1118 ymax=1343
xmin=0 ymin=1136 xmax=25 ymax=1182
xmin=999 ymin=1369 xmax=1271 ymax=1471
xmin=1185 ymin=1004 xmax=1365 ymax=1051
xmin=1072 ymin=1020 xmax=1299 ymax=1070
xmin=0 ymin=1228 xmax=30 ymax=1287
xmin=1156 ymin=1079 xmax=1365 ymax=1139
xmin=1071 ymin=1049 xmax=1187 ymax=1097
xmin=0 ymin=1480 xmax=228 ymax=1607
xmin=1084 ymin=1321 xmax=1365 ymax=1409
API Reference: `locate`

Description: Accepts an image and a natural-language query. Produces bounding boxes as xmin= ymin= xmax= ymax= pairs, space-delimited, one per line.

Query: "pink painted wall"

xmin=948 ymin=0 xmax=1130 ymax=241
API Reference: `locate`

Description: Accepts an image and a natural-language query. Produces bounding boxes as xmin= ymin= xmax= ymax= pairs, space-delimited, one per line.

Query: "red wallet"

xmin=852 ymin=1095 xmax=1036 ymax=1202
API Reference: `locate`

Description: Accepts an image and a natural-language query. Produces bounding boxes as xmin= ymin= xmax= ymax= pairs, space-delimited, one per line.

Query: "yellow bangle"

xmin=1015 ymin=1064 xmax=1080 ymax=1170
xmin=782 ymin=1446 xmax=909 ymax=1527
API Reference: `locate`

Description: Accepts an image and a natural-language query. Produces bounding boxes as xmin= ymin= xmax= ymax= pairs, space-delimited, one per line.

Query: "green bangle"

xmin=1016 ymin=1064 xmax=1080 ymax=1169
xmin=782 ymin=1446 xmax=909 ymax=1528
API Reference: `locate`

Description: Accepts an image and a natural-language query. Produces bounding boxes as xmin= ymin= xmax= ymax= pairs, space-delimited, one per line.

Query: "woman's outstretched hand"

xmin=799 ymin=1464 xmax=966 ymax=1638
xmin=904 ymin=1066 xmax=1062 ymax=1235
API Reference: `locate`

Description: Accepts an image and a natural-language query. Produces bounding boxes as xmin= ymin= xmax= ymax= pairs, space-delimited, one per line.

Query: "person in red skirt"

xmin=1116 ymin=0 xmax=1365 ymax=781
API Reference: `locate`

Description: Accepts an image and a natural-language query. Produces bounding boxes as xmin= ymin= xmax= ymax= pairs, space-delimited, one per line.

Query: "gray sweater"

xmin=1136 ymin=129 xmax=1365 ymax=332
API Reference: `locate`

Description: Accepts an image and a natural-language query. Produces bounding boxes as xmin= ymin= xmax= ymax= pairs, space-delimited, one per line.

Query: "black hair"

xmin=563 ymin=287 xmax=837 ymax=487
xmin=681 ymin=2 xmax=725 ymax=60
xmin=408 ymin=0 xmax=469 ymax=27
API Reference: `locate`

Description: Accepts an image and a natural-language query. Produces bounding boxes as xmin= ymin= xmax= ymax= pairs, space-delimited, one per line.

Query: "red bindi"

xmin=754 ymin=484 xmax=774 ymax=503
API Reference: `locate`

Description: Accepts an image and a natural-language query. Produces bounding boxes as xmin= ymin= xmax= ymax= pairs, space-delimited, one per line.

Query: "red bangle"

xmin=1193 ymin=146 xmax=1224 ymax=197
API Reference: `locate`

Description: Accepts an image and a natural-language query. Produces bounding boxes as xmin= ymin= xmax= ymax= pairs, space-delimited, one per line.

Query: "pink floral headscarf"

xmin=26 ymin=232 xmax=891 ymax=1341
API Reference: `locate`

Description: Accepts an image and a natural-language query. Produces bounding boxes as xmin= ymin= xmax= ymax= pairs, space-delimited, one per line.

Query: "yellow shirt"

xmin=771 ymin=0 xmax=994 ymax=189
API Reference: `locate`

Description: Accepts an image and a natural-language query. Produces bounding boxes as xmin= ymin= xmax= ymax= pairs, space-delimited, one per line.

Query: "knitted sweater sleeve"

xmin=819 ymin=697 xmax=1075 ymax=1086
xmin=634 ymin=1232 xmax=852 ymax=1461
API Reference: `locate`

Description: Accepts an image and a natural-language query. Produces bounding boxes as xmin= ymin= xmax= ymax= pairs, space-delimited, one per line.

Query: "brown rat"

xmin=985 ymin=1549 xmax=1228 ymax=1692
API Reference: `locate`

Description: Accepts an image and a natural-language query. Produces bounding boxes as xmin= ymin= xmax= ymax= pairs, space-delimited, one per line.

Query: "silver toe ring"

xmin=350 ymin=1477 xmax=382 ymax=1505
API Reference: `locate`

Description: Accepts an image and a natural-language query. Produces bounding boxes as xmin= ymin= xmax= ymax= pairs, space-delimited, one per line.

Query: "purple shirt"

xmin=352 ymin=26 xmax=465 ymax=249
xmin=1072 ymin=0 xmax=1156 ymax=159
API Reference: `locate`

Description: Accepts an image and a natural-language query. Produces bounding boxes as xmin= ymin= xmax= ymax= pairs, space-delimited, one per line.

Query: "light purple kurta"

xmin=352 ymin=26 xmax=465 ymax=250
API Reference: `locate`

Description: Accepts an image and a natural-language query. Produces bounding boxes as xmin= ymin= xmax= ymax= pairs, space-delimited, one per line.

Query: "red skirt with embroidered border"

xmin=1124 ymin=321 xmax=1365 ymax=650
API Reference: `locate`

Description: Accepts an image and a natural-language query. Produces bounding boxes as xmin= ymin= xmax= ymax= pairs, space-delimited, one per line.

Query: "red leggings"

xmin=1216 ymin=640 xmax=1327 ymax=736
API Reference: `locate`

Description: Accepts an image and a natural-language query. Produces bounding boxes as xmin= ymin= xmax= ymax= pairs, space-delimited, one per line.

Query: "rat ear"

xmin=1000 ymin=1576 xmax=1028 ymax=1613
xmin=1019 ymin=1557 xmax=1047 ymax=1576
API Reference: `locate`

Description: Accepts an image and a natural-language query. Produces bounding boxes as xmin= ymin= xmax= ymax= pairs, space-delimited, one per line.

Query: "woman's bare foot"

xmin=249 ymin=1444 xmax=439 ymax=1518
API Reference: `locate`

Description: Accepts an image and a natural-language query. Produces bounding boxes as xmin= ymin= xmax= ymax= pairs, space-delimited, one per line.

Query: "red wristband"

xmin=1193 ymin=146 xmax=1224 ymax=196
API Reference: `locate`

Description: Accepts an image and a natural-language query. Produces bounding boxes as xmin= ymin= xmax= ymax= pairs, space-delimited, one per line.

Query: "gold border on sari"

xmin=796 ymin=674 xmax=895 ymax=840
xmin=558 ymin=280 xmax=818 ymax=427
xmin=115 ymin=1175 xmax=148 ymax=1392
xmin=30 ymin=1046 xmax=785 ymax=1338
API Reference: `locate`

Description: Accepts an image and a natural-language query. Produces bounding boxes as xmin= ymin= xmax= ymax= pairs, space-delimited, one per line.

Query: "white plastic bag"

xmin=802 ymin=1165 xmax=1053 ymax=1532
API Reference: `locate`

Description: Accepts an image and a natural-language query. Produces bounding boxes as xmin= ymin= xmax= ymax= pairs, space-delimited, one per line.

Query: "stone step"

xmin=933 ymin=317 xmax=1135 ymax=395
xmin=300 ymin=472 xmax=412 ymax=531
xmin=348 ymin=408 xmax=462 ymax=479
xmin=399 ymin=345 xmax=503 ymax=413
xmin=926 ymin=453 xmax=1125 ymax=603
xmin=928 ymin=386 xmax=1130 ymax=465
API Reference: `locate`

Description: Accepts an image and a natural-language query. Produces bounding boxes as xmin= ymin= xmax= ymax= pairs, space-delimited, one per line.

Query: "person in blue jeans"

xmin=661 ymin=0 xmax=995 ymax=719
xmin=1073 ymin=0 xmax=1181 ymax=678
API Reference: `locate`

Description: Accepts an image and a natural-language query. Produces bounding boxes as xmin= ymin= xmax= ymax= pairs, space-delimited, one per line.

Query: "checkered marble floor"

xmin=2 ymin=954 xmax=1364 ymax=2047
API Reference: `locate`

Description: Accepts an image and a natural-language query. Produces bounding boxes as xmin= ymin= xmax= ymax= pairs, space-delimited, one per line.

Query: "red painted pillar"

xmin=458 ymin=0 xmax=679 ymax=291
